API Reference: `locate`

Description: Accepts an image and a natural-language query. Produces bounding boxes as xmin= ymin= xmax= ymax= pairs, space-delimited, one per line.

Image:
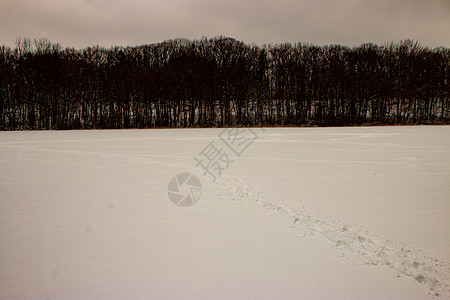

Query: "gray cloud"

xmin=1 ymin=0 xmax=448 ymax=49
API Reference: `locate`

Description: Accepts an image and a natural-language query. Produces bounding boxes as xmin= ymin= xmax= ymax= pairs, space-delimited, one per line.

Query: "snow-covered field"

xmin=1 ymin=126 xmax=449 ymax=300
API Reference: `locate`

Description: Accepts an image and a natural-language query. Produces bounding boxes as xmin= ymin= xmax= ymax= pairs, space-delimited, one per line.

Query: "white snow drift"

xmin=1 ymin=126 xmax=449 ymax=300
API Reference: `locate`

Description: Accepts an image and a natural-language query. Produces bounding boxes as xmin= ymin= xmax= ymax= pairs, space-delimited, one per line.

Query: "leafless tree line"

xmin=0 ymin=37 xmax=448 ymax=130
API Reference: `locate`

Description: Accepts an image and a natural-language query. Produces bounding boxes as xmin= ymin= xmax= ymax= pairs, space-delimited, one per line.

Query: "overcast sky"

xmin=1 ymin=0 xmax=449 ymax=49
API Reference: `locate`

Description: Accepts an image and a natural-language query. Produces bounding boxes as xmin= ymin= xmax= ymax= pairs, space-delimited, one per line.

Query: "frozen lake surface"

xmin=1 ymin=126 xmax=449 ymax=299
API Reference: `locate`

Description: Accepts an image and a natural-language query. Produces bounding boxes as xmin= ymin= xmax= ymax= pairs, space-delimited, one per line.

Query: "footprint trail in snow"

xmin=194 ymin=170 xmax=450 ymax=299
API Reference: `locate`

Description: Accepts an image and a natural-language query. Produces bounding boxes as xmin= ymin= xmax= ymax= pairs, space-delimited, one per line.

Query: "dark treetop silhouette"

xmin=1 ymin=37 xmax=448 ymax=130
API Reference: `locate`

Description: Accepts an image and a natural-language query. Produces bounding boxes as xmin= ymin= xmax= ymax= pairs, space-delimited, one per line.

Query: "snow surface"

xmin=1 ymin=126 xmax=449 ymax=300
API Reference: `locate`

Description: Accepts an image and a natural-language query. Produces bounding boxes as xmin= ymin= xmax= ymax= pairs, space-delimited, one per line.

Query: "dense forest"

xmin=0 ymin=37 xmax=448 ymax=130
